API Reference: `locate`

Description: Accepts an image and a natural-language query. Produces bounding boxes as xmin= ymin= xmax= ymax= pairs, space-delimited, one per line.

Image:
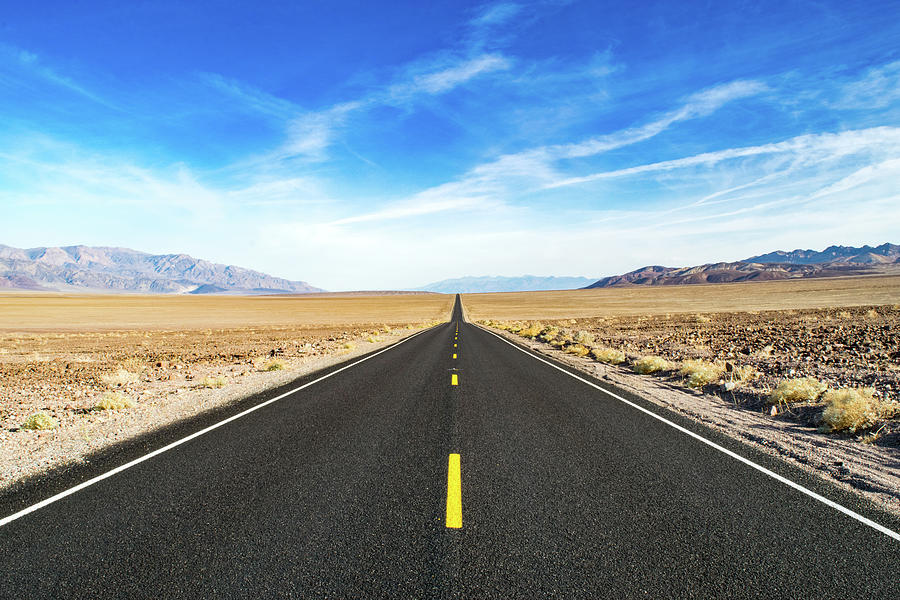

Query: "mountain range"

xmin=1 ymin=242 xmax=896 ymax=295
xmin=585 ymin=243 xmax=900 ymax=288
xmin=417 ymin=275 xmax=597 ymax=294
xmin=0 ymin=245 xmax=323 ymax=294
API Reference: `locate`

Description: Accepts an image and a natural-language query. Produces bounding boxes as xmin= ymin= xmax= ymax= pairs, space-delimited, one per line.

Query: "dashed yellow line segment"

xmin=451 ymin=373 xmax=459 ymax=386
xmin=446 ymin=454 xmax=462 ymax=528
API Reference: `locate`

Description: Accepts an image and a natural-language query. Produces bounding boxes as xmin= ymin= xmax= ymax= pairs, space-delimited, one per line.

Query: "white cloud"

xmin=545 ymin=126 xmax=900 ymax=188
xmin=0 ymin=43 xmax=118 ymax=109
xmin=833 ymin=60 xmax=900 ymax=110
xmin=404 ymin=54 xmax=511 ymax=96
xmin=552 ymin=80 xmax=768 ymax=159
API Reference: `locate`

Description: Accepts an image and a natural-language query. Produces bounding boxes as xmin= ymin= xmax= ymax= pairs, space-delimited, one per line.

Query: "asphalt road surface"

xmin=1 ymin=295 xmax=897 ymax=598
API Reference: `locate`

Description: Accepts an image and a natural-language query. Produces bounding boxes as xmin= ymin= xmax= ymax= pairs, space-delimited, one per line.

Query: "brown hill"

xmin=585 ymin=261 xmax=890 ymax=289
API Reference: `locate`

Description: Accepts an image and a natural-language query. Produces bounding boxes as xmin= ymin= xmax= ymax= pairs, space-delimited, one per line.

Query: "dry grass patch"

xmin=518 ymin=322 xmax=544 ymax=338
xmin=94 ymin=391 xmax=134 ymax=410
xmin=199 ymin=375 xmax=227 ymax=389
xmin=263 ymin=360 xmax=285 ymax=372
xmin=820 ymin=388 xmax=885 ymax=433
xmin=633 ymin=355 xmax=670 ymax=374
xmin=100 ymin=368 xmax=139 ymax=387
xmin=21 ymin=411 xmax=58 ymax=430
xmin=592 ymin=347 xmax=626 ymax=365
xmin=538 ymin=326 xmax=559 ymax=342
xmin=723 ymin=364 xmax=758 ymax=390
xmin=574 ymin=330 xmax=595 ymax=346
xmin=768 ymin=377 xmax=827 ymax=408
xmin=565 ymin=344 xmax=591 ymax=357
xmin=679 ymin=360 xmax=725 ymax=389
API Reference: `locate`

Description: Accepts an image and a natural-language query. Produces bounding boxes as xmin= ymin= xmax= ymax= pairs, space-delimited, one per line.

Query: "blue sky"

xmin=2 ymin=0 xmax=899 ymax=290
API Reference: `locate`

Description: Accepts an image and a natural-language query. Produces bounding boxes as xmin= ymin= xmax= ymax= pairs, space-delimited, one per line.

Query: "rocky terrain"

xmin=586 ymin=243 xmax=899 ymax=288
xmin=0 ymin=244 xmax=324 ymax=294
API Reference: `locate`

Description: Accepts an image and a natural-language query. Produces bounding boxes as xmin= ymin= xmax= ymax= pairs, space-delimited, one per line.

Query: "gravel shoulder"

xmin=481 ymin=324 xmax=900 ymax=517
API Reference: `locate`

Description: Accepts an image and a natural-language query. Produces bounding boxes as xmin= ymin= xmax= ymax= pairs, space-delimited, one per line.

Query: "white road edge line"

xmin=0 ymin=326 xmax=437 ymax=529
xmin=478 ymin=325 xmax=900 ymax=543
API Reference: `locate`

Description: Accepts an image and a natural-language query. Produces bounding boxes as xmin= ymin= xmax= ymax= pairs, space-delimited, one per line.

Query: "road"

xmin=0 ymin=295 xmax=897 ymax=598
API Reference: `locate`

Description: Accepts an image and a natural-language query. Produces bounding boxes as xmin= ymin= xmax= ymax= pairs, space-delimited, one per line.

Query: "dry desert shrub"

xmin=21 ymin=411 xmax=58 ymax=430
xmin=768 ymin=377 xmax=827 ymax=407
xmin=95 ymin=391 xmax=134 ymax=410
xmin=574 ymin=330 xmax=595 ymax=346
xmin=633 ymin=355 xmax=670 ymax=374
xmin=679 ymin=359 xmax=725 ymax=388
xmin=539 ymin=326 xmax=559 ymax=342
xmin=200 ymin=376 xmax=227 ymax=389
xmin=820 ymin=388 xmax=882 ymax=433
xmin=518 ymin=322 xmax=544 ymax=338
xmin=264 ymin=360 xmax=285 ymax=371
xmin=592 ymin=347 xmax=626 ymax=364
xmin=101 ymin=368 xmax=139 ymax=387
xmin=565 ymin=344 xmax=591 ymax=357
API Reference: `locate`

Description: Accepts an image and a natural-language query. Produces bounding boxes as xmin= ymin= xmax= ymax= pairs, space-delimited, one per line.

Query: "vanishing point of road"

xmin=0 ymin=295 xmax=897 ymax=598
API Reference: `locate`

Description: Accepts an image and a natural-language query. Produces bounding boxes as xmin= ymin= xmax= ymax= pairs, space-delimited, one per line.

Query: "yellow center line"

xmin=452 ymin=353 xmax=457 ymax=359
xmin=446 ymin=453 xmax=462 ymax=528
xmin=451 ymin=373 xmax=459 ymax=385
xmin=454 ymin=343 xmax=457 ymax=348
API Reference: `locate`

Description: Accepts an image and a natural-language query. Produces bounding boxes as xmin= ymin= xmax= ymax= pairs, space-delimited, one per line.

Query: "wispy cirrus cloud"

xmin=545 ymin=126 xmax=900 ymax=188
xmin=331 ymin=79 xmax=769 ymax=225
xmin=0 ymin=43 xmax=118 ymax=110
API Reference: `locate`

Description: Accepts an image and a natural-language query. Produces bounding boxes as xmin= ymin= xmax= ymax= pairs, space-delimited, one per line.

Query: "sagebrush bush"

xmin=22 ymin=411 xmax=58 ymax=430
xmin=574 ymin=330 xmax=595 ymax=346
xmin=679 ymin=360 xmax=725 ymax=388
xmin=820 ymin=388 xmax=883 ymax=433
xmin=264 ymin=360 xmax=285 ymax=371
xmin=95 ymin=391 xmax=134 ymax=410
xmin=565 ymin=344 xmax=591 ymax=357
xmin=768 ymin=377 xmax=827 ymax=406
xmin=101 ymin=368 xmax=139 ymax=387
xmin=592 ymin=347 xmax=625 ymax=365
xmin=633 ymin=356 xmax=670 ymax=374
xmin=518 ymin=322 xmax=544 ymax=338
xmin=200 ymin=376 xmax=227 ymax=389
xmin=539 ymin=326 xmax=559 ymax=342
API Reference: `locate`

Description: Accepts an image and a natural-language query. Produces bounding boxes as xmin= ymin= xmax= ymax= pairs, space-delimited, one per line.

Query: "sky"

xmin=1 ymin=0 xmax=899 ymax=290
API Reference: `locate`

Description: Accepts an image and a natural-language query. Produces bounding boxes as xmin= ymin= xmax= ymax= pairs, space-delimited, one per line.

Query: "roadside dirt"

xmin=0 ymin=321 xmax=441 ymax=490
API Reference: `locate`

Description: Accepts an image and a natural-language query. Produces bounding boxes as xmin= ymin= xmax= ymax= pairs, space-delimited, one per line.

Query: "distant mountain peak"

xmin=746 ymin=242 xmax=900 ymax=265
xmin=0 ymin=244 xmax=325 ymax=294
xmin=418 ymin=275 xmax=597 ymax=294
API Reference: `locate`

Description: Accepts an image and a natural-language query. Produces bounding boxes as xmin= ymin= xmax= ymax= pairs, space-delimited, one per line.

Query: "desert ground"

xmin=0 ymin=292 xmax=453 ymax=490
xmin=463 ymin=274 xmax=900 ymax=320
xmin=466 ymin=275 xmax=900 ymax=512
